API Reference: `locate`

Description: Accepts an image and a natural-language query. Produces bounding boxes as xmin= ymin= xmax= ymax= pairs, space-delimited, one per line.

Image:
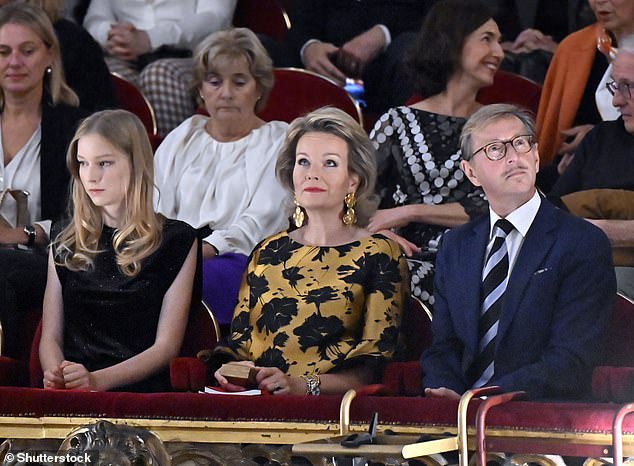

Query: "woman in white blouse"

xmin=0 ymin=3 xmax=86 ymax=357
xmin=154 ymin=28 xmax=288 ymax=326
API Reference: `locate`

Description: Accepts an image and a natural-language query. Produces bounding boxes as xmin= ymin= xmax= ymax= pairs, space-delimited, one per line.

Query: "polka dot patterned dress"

xmin=370 ymin=106 xmax=488 ymax=309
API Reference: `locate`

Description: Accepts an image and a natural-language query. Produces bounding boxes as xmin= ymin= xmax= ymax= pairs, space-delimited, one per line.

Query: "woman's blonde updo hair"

xmin=54 ymin=109 xmax=163 ymax=277
xmin=276 ymin=106 xmax=379 ymax=227
xmin=0 ymin=2 xmax=78 ymax=108
xmin=192 ymin=27 xmax=274 ymax=113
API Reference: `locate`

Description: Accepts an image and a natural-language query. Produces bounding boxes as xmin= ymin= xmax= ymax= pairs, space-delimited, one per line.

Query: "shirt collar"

xmin=488 ymin=190 xmax=541 ymax=239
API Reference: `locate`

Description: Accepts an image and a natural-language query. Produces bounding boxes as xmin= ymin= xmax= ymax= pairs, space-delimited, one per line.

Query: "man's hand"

xmin=557 ymin=153 xmax=575 ymax=175
xmin=557 ymin=125 xmax=593 ymax=156
xmin=106 ymin=22 xmax=152 ymax=61
xmin=509 ymin=28 xmax=557 ymax=54
xmin=337 ymin=25 xmax=386 ymax=77
xmin=303 ymin=41 xmax=346 ymax=84
xmin=424 ymin=387 xmax=461 ymax=400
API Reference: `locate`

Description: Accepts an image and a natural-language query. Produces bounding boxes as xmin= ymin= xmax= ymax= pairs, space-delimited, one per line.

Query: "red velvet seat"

xmin=2 ymin=385 xmax=634 ymax=461
xmin=232 ymin=0 xmax=290 ymax=41
xmin=382 ymin=296 xmax=431 ymax=396
xmin=0 ymin=301 xmax=218 ymax=390
xmin=259 ymin=67 xmax=364 ymax=125
xmin=170 ymin=296 xmax=433 ymax=394
xmin=592 ymin=293 xmax=634 ymax=402
xmin=378 ymin=293 xmax=634 ymax=400
xmin=405 ymin=70 xmax=542 ymax=116
xmin=476 ymin=70 xmax=542 ymax=115
xmin=0 ymin=307 xmax=41 ymax=386
xmin=110 ymin=72 xmax=162 ymax=149
xmin=195 ymin=68 xmax=364 ymax=127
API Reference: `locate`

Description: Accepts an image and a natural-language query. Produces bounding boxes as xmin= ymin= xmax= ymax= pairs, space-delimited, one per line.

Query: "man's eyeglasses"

xmin=606 ymin=80 xmax=632 ymax=100
xmin=471 ymin=135 xmax=534 ymax=161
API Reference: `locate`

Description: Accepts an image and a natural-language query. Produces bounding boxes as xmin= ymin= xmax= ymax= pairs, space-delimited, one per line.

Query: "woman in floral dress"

xmin=214 ymin=107 xmax=407 ymax=396
xmin=368 ymin=0 xmax=503 ymax=306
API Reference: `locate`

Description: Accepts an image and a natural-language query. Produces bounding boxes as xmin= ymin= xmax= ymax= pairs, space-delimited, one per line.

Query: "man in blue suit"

xmin=422 ymin=104 xmax=616 ymax=400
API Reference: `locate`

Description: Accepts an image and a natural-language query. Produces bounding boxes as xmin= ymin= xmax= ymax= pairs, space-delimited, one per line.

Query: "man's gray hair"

xmin=460 ymin=104 xmax=537 ymax=161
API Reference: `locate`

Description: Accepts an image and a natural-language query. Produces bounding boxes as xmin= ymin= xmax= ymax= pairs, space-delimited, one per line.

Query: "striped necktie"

xmin=471 ymin=218 xmax=514 ymax=388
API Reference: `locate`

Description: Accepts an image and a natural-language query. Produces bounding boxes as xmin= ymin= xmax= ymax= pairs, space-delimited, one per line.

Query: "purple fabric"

xmin=202 ymin=253 xmax=248 ymax=325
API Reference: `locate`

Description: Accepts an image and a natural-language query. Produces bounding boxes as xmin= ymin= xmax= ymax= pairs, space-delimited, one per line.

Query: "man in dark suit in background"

xmin=422 ymin=103 xmax=615 ymax=400
xmin=265 ymin=0 xmax=437 ymax=113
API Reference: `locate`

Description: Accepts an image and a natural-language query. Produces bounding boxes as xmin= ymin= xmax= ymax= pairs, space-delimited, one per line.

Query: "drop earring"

xmin=342 ymin=192 xmax=357 ymax=225
xmin=292 ymin=196 xmax=306 ymax=228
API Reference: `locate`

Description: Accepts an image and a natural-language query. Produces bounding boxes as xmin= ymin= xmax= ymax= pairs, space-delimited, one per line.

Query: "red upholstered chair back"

xmin=232 ymin=0 xmax=291 ymax=41
xmin=406 ymin=70 xmax=542 ymax=115
xmin=259 ymin=67 xmax=364 ymax=125
xmin=476 ymin=70 xmax=542 ymax=115
xmin=110 ymin=72 xmax=158 ymax=137
xmin=29 ymin=321 xmax=43 ymax=387
xmin=395 ymin=295 xmax=433 ymax=362
xmin=600 ymin=293 xmax=634 ymax=367
xmin=178 ymin=300 xmax=220 ymax=358
xmin=29 ymin=300 xmax=220 ymax=388
xmin=381 ymin=296 xmax=431 ymax=395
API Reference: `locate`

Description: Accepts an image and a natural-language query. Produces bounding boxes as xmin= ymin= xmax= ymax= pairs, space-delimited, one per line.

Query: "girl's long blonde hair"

xmin=54 ymin=109 xmax=162 ymax=277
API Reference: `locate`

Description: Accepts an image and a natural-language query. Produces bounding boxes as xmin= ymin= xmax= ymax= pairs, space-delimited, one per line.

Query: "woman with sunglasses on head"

xmin=368 ymin=0 xmax=503 ymax=309
xmin=153 ymin=28 xmax=288 ymax=329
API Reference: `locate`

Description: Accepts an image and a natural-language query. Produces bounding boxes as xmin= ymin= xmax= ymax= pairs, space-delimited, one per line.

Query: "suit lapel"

xmin=497 ymin=200 xmax=558 ymax=340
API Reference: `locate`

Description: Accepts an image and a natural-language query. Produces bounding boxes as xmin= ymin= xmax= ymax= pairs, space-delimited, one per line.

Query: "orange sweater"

xmin=536 ymin=24 xmax=600 ymax=167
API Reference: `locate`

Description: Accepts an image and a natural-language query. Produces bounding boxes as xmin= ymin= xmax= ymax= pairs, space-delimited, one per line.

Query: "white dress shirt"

xmin=154 ymin=116 xmax=289 ymax=255
xmin=486 ymin=190 xmax=541 ymax=275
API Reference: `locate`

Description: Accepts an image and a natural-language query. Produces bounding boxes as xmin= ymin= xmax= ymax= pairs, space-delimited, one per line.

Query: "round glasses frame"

xmin=471 ymin=134 xmax=535 ymax=161
xmin=606 ymin=80 xmax=632 ymax=100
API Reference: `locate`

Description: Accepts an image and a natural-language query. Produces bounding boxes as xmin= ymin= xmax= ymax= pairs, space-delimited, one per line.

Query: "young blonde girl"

xmin=40 ymin=109 xmax=198 ymax=392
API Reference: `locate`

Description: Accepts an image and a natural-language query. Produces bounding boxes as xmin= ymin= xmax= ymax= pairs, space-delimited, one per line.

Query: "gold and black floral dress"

xmin=228 ymin=230 xmax=408 ymax=376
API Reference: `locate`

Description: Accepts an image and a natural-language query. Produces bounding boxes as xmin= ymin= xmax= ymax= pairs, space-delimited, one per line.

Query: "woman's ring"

xmin=273 ymin=383 xmax=281 ymax=392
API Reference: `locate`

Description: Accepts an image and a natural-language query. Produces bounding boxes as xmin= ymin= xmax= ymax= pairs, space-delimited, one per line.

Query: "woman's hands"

xmin=255 ymin=367 xmax=307 ymax=395
xmin=42 ymin=366 xmax=64 ymax=389
xmin=214 ymin=362 xmax=306 ymax=395
xmin=43 ymin=360 xmax=98 ymax=391
xmin=367 ymin=207 xmax=411 ymax=232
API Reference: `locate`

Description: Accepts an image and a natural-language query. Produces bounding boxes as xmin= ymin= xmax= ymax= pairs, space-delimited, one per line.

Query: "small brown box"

xmin=218 ymin=363 xmax=258 ymax=387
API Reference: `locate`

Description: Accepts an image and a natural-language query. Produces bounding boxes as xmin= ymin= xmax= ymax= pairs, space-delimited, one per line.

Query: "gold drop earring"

xmin=342 ymin=192 xmax=357 ymax=225
xmin=292 ymin=195 xmax=305 ymax=228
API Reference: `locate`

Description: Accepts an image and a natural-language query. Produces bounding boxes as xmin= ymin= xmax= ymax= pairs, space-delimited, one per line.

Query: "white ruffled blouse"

xmin=153 ymin=115 xmax=289 ymax=255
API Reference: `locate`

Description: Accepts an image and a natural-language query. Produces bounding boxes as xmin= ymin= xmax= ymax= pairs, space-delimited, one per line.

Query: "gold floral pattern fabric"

xmin=228 ymin=231 xmax=408 ymax=376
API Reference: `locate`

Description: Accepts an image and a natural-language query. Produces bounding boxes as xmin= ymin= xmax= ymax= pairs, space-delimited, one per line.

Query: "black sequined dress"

xmin=52 ymin=219 xmax=197 ymax=392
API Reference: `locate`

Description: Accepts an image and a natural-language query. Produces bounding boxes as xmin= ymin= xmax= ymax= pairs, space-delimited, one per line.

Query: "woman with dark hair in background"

xmin=368 ymin=0 xmax=503 ymax=307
